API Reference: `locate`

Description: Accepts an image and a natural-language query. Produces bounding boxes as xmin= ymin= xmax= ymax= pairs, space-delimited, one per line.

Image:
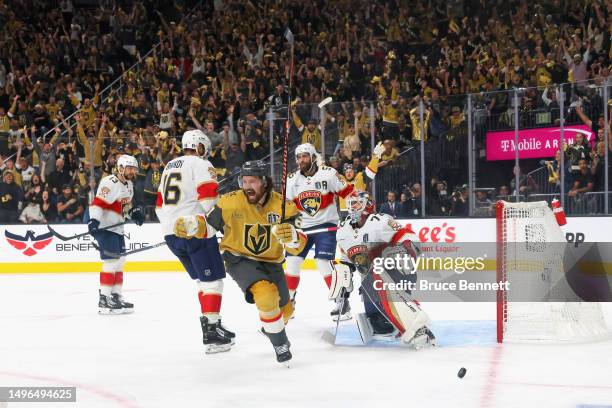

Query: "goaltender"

xmin=176 ymin=160 xmax=306 ymax=366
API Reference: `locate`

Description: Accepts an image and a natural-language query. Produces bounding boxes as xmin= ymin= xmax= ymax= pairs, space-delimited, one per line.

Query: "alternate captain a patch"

xmin=297 ymin=190 xmax=322 ymax=216
xmin=243 ymin=224 xmax=271 ymax=255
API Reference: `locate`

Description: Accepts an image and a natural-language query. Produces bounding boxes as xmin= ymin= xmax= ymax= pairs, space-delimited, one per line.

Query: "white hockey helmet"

xmin=182 ymin=129 xmax=211 ymax=158
xmin=295 ymin=143 xmax=317 ymax=159
xmin=117 ymin=154 xmax=138 ymax=169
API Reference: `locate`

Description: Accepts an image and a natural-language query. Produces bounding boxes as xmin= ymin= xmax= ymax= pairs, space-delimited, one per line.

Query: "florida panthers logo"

xmin=347 ymin=245 xmax=369 ymax=268
xmin=5 ymin=230 xmax=54 ymax=257
xmin=298 ymin=190 xmax=322 ymax=216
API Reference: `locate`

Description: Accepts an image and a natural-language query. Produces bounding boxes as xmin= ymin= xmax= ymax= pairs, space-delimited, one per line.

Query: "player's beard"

xmin=298 ymin=158 xmax=314 ymax=174
xmin=243 ymin=186 xmax=265 ymax=204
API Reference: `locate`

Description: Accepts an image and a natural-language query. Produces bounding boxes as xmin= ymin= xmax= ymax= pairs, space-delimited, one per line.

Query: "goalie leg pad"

xmin=329 ymin=260 xmax=354 ymax=300
xmin=250 ymin=280 xmax=285 ymax=334
xmin=394 ymin=301 xmax=432 ymax=345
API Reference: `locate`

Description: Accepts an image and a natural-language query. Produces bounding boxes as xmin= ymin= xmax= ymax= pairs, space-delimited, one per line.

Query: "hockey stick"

xmin=102 ymin=240 xmax=168 ymax=259
xmin=103 ymin=226 xmax=339 ymax=259
xmin=47 ymin=222 xmax=127 ymax=241
xmin=303 ymin=226 xmax=338 ymax=235
xmin=280 ymin=28 xmax=295 ymax=221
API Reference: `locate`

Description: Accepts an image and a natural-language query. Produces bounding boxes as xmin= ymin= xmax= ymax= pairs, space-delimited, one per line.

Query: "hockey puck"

xmin=457 ymin=367 xmax=467 ymax=378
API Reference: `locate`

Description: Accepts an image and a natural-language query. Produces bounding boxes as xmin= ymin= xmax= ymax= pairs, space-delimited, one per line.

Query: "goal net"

xmin=496 ymin=200 xmax=609 ymax=343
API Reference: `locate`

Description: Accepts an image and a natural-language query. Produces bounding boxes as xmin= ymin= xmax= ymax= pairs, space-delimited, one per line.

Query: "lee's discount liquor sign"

xmin=486 ymin=124 xmax=594 ymax=161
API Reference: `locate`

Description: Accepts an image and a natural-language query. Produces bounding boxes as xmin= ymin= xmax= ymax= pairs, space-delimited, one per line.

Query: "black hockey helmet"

xmin=240 ymin=160 xmax=269 ymax=178
xmin=239 ymin=160 xmax=273 ymax=192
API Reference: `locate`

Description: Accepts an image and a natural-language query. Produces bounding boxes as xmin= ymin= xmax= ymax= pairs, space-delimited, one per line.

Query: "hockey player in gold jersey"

xmin=180 ymin=160 xmax=306 ymax=365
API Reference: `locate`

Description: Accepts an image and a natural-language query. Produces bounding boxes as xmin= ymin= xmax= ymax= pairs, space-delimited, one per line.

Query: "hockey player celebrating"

xmin=204 ymin=160 xmax=307 ymax=365
xmin=155 ymin=129 xmax=235 ymax=354
xmin=284 ymin=143 xmax=354 ymax=321
xmin=332 ymin=190 xmax=436 ymax=348
xmin=89 ymin=154 xmax=145 ymax=314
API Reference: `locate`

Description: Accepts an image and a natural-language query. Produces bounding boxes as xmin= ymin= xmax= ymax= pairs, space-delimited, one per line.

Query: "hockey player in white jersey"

xmin=155 ymin=129 xmax=235 ymax=354
xmin=332 ymin=190 xmax=436 ymax=348
xmin=284 ymin=143 xmax=355 ymax=321
xmin=88 ymin=154 xmax=145 ymax=315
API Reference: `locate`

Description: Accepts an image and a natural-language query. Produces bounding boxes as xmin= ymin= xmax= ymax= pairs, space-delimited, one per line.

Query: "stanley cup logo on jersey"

xmin=243 ymin=224 xmax=271 ymax=255
xmin=297 ymin=191 xmax=322 ymax=216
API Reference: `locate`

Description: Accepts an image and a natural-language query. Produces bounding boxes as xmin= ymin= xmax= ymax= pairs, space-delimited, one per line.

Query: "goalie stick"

xmin=101 ymin=225 xmax=339 ymax=258
xmin=47 ymin=222 xmax=126 ymax=241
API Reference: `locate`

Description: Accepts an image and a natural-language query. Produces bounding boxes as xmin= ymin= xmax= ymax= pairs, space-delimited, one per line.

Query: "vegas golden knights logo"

xmin=298 ymin=191 xmax=322 ymax=216
xmin=244 ymin=224 xmax=271 ymax=255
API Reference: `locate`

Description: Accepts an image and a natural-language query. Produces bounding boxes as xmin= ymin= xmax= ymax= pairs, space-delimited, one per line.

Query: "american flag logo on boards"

xmin=4 ymin=230 xmax=54 ymax=257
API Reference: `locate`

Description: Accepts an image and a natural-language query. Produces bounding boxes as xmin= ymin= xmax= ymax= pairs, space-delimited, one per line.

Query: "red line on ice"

xmin=479 ymin=344 xmax=503 ymax=408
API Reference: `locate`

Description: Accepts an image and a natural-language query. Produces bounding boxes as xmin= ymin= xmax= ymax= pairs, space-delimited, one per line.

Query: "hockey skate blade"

xmin=120 ymin=308 xmax=134 ymax=315
xmin=98 ymin=308 xmax=123 ymax=315
xmin=205 ymin=343 xmax=232 ymax=354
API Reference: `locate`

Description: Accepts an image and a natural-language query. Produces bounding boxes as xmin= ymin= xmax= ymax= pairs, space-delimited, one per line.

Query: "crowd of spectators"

xmin=1 ymin=0 xmax=611 ymax=224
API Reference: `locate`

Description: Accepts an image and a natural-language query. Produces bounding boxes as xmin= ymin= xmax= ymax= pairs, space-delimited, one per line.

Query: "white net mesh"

xmin=498 ymin=201 xmax=609 ymax=343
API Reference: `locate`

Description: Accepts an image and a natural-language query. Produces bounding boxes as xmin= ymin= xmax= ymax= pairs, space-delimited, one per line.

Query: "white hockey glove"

xmin=329 ymin=260 xmax=355 ymax=300
xmin=372 ymin=142 xmax=385 ymax=159
xmin=174 ymin=215 xmax=208 ymax=239
xmin=271 ymin=223 xmax=300 ymax=248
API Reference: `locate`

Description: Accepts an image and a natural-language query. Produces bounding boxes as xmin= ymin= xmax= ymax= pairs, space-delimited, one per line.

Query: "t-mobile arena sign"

xmin=486 ymin=125 xmax=594 ymax=161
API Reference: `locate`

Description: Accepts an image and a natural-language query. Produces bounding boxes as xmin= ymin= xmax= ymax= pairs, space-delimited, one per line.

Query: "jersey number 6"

xmin=161 ymin=173 xmax=182 ymax=205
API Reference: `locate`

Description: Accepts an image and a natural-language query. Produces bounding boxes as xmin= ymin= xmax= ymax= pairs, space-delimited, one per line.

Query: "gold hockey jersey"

xmin=208 ymin=190 xmax=300 ymax=263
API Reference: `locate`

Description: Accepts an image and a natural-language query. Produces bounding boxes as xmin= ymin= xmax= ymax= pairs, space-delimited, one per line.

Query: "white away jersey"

xmin=155 ymin=155 xmax=219 ymax=236
xmin=286 ymin=165 xmax=353 ymax=228
xmin=90 ymin=174 xmax=134 ymax=235
xmin=336 ymin=213 xmax=413 ymax=266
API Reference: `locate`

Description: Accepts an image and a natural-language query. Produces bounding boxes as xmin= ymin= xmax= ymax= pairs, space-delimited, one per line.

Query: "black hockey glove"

xmin=129 ymin=206 xmax=145 ymax=226
xmin=88 ymin=218 xmax=100 ymax=235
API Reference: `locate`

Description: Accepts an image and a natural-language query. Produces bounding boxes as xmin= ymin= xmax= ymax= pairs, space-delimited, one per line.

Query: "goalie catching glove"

xmin=174 ymin=215 xmax=208 ymax=239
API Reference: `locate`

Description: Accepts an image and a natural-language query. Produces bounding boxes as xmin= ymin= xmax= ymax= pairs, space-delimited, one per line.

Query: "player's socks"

xmin=198 ymin=291 xmax=222 ymax=324
xmin=100 ymin=272 xmax=114 ymax=297
xmin=99 ymin=290 xmax=122 ymax=315
xmin=323 ymin=274 xmax=332 ymax=288
xmin=200 ymin=316 xmax=232 ymax=354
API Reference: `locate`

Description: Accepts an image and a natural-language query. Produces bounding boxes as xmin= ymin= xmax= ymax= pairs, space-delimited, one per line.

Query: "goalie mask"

xmin=346 ymin=190 xmax=375 ymax=224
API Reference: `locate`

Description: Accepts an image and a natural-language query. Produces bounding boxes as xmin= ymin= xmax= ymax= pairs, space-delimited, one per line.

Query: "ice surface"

xmin=1 ymin=270 xmax=612 ymax=408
